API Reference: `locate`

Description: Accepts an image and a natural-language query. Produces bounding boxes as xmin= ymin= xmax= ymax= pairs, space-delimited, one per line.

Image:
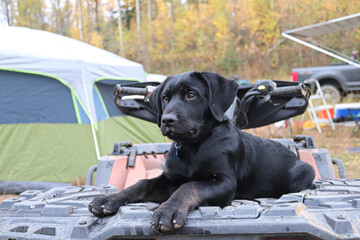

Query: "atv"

xmin=0 ymin=80 xmax=358 ymax=240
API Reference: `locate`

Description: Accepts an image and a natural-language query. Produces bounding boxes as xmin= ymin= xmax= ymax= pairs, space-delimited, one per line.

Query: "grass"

xmin=249 ymin=122 xmax=360 ymax=179
xmin=306 ymin=126 xmax=360 ymax=179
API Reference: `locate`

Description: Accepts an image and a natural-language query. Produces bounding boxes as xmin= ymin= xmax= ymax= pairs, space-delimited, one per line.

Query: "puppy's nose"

xmin=162 ymin=114 xmax=178 ymax=126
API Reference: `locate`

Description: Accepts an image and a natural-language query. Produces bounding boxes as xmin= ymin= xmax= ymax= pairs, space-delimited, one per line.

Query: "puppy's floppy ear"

xmin=195 ymin=71 xmax=239 ymax=122
xmin=149 ymin=76 xmax=172 ymax=127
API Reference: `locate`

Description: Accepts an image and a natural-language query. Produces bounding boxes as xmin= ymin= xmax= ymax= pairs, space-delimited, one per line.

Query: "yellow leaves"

xmin=150 ymin=0 xmax=173 ymax=53
xmin=9 ymin=0 xmax=360 ymax=78
xmin=248 ymin=0 xmax=280 ymax=48
xmin=15 ymin=0 xmax=46 ymax=29
xmin=90 ymin=31 xmax=103 ymax=48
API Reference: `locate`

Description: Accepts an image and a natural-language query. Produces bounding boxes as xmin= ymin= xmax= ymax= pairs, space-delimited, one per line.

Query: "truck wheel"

xmin=319 ymin=84 xmax=341 ymax=103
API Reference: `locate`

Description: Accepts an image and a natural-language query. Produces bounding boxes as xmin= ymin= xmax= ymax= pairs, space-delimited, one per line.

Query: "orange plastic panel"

xmin=298 ymin=149 xmax=322 ymax=180
xmin=108 ymin=154 xmax=166 ymax=190
xmin=108 ymin=155 xmax=129 ymax=190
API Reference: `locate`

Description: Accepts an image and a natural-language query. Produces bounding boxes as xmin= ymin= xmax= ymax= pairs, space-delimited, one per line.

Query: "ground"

xmin=298 ymin=125 xmax=360 ymax=179
xmin=0 ymin=194 xmax=17 ymax=203
xmin=250 ymin=122 xmax=360 ymax=178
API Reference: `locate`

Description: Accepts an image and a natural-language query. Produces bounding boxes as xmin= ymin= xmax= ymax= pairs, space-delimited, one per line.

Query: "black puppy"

xmin=89 ymin=71 xmax=315 ymax=232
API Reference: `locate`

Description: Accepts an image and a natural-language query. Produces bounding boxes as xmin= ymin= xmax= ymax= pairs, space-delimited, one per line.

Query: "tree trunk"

xmin=86 ymin=0 xmax=93 ymax=35
xmin=116 ymin=0 xmax=124 ymax=55
xmin=3 ymin=0 xmax=14 ymax=26
xmin=146 ymin=0 xmax=152 ymax=70
xmin=77 ymin=0 xmax=84 ymax=41
xmin=94 ymin=0 xmax=99 ymax=32
xmin=135 ymin=0 xmax=142 ymax=59
xmin=147 ymin=0 xmax=152 ymax=45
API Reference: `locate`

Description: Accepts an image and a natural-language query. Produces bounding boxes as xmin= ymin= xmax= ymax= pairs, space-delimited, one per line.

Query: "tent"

xmin=0 ymin=26 xmax=166 ymax=193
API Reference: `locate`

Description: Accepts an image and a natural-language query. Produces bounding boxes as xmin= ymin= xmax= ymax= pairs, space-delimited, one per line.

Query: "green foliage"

xmin=220 ymin=42 xmax=238 ymax=73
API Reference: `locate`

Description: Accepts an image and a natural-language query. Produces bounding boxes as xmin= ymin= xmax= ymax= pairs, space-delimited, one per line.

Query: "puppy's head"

xmin=149 ymin=71 xmax=238 ymax=141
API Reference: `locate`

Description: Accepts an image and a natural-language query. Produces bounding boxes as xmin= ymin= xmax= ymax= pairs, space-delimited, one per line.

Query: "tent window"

xmin=0 ymin=70 xmax=78 ymax=124
xmin=93 ymin=86 xmax=109 ymax=121
xmin=95 ymin=80 xmax=138 ymax=118
xmin=75 ymin=98 xmax=91 ymax=124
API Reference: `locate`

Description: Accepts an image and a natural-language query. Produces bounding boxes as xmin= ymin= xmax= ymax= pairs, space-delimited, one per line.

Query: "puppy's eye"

xmin=162 ymin=96 xmax=169 ymax=102
xmin=186 ymin=92 xmax=197 ymax=100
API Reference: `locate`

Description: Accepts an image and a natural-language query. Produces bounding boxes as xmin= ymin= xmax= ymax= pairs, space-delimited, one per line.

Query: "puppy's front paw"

xmin=88 ymin=193 xmax=127 ymax=217
xmin=151 ymin=202 xmax=188 ymax=233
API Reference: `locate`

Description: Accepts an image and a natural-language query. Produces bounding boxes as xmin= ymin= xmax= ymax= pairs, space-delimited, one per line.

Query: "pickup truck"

xmin=291 ymin=63 xmax=360 ymax=102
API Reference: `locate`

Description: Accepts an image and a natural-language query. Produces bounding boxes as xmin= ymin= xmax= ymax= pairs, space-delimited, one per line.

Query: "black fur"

xmin=89 ymin=71 xmax=315 ymax=233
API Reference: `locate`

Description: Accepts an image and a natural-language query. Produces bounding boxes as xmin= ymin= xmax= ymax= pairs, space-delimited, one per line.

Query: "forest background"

xmin=1 ymin=0 xmax=360 ymax=80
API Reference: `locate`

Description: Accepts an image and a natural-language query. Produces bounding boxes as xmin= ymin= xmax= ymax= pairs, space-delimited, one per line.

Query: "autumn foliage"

xmin=2 ymin=0 xmax=360 ymax=80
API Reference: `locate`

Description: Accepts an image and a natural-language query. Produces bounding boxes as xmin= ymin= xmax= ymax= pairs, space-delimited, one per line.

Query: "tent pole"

xmin=282 ymin=32 xmax=360 ymax=69
xmin=81 ymin=72 xmax=101 ymax=160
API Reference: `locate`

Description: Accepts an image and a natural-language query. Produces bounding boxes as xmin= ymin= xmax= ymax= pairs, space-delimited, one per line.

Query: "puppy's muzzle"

xmin=162 ymin=113 xmax=178 ymax=127
xmin=161 ymin=113 xmax=198 ymax=139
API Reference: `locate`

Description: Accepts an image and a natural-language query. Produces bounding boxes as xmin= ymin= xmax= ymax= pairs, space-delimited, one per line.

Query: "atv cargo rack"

xmin=1 ymin=180 xmax=359 ymax=239
xmin=0 ymin=137 xmax=354 ymax=240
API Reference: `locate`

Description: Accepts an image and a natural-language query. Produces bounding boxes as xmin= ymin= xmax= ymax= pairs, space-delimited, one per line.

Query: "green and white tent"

xmin=0 ymin=26 xmax=165 ymax=193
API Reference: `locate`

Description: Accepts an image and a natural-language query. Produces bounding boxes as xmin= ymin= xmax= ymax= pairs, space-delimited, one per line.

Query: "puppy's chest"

xmin=165 ymin=150 xmax=215 ymax=181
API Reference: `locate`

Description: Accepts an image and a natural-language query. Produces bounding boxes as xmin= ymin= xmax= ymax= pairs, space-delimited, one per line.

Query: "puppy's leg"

xmin=89 ymin=174 xmax=178 ymax=217
xmin=288 ymin=161 xmax=315 ymax=193
xmin=151 ymin=176 xmax=236 ymax=232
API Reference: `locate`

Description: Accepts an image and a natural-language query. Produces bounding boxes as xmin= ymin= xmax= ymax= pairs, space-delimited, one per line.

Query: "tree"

xmin=5 ymin=0 xmax=360 ymax=79
xmin=1 ymin=0 xmax=14 ymax=26
xmin=15 ymin=0 xmax=46 ymax=29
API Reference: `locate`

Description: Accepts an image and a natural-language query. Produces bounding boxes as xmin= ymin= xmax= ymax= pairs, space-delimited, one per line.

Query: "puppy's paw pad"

xmin=173 ymin=223 xmax=182 ymax=230
xmin=89 ymin=207 xmax=102 ymax=216
xmin=103 ymin=208 xmax=113 ymax=215
xmin=160 ymin=225 xmax=171 ymax=232
xmin=88 ymin=194 xmax=124 ymax=217
xmin=151 ymin=203 xmax=187 ymax=232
